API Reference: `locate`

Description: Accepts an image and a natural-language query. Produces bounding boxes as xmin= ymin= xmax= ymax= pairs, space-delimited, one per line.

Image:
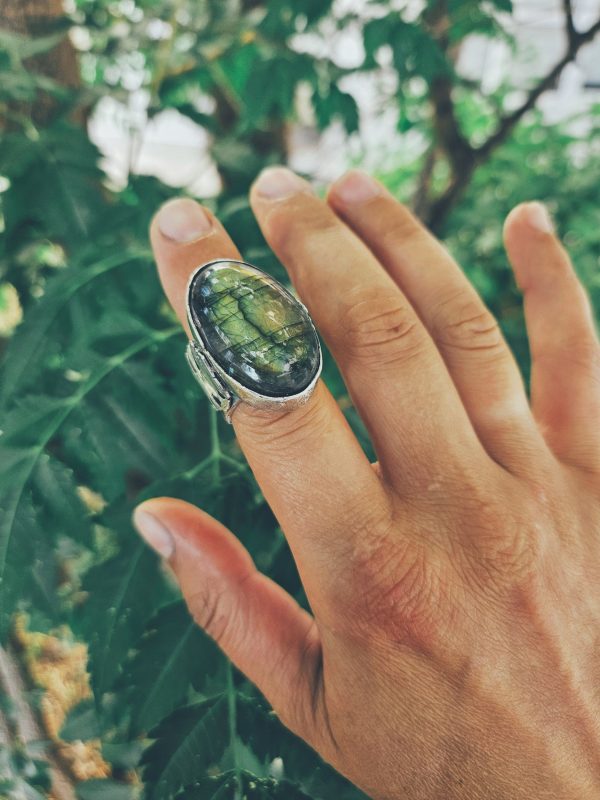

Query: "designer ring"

xmin=185 ymin=259 xmax=322 ymax=422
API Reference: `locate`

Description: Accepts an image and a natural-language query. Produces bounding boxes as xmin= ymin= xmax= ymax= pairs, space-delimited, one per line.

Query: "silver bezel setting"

xmin=185 ymin=259 xmax=322 ymax=423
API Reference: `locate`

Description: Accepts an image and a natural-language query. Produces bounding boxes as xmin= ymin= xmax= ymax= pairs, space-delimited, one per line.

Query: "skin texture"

xmin=135 ymin=170 xmax=600 ymax=799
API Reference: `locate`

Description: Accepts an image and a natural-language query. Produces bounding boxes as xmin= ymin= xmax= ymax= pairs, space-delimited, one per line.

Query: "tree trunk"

xmin=1 ymin=0 xmax=81 ymax=125
xmin=211 ymin=0 xmax=288 ymax=193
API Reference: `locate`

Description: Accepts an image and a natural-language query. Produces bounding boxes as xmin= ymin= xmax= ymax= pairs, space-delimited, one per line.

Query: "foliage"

xmin=0 ymin=1 xmax=599 ymax=797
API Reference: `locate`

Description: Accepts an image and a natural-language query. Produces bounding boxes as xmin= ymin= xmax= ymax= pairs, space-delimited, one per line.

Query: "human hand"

xmin=134 ymin=168 xmax=600 ymax=799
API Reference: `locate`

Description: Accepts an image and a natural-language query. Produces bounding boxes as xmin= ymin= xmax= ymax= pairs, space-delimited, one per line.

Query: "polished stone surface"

xmin=188 ymin=261 xmax=320 ymax=397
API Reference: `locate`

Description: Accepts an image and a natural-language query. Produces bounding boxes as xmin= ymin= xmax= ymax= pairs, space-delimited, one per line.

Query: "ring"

xmin=185 ymin=259 xmax=322 ymax=422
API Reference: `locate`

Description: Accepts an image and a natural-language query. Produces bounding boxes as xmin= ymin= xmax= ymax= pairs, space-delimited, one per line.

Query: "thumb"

xmin=132 ymin=497 xmax=321 ymax=737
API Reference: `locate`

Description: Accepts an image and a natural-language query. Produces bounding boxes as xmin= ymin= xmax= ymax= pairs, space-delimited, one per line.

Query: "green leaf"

xmin=176 ymin=770 xmax=314 ymax=799
xmin=31 ymin=455 xmax=91 ymax=544
xmin=297 ymin=0 xmax=335 ymax=24
xmin=60 ymin=699 xmax=103 ymax=742
xmin=101 ymin=740 xmax=146 ymax=771
xmin=363 ymin=16 xmax=395 ymax=59
xmin=1 ymin=124 xmax=105 ymax=245
xmin=142 ymin=694 xmax=366 ymax=800
xmin=237 ymin=699 xmax=368 ymax=799
xmin=0 ymin=249 xmax=148 ymax=406
xmin=0 ymin=327 xmax=179 ymax=637
xmin=76 ymin=778 xmax=137 ymax=800
xmin=0 ymin=28 xmax=69 ymax=62
xmin=241 ymin=56 xmax=311 ymax=128
xmin=141 ymin=697 xmax=230 ymax=800
xmin=312 ymin=84 xmax=359 ymax=133
xmin=123 ymin=600 xmax=223 ymax=736
xmin=0 ymin=444 xmax=62 ymax=635
xmin=76 ymin=540 xmax=166 ymax=699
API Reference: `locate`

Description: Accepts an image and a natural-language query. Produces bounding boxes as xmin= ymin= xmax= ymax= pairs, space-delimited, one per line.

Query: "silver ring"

xmin=185 ymin=259 xmax=322 ymax=423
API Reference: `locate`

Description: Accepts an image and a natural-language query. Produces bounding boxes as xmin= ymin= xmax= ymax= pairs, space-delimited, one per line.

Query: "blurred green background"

xmin=1 ymin=1 xmax=599 ymax=798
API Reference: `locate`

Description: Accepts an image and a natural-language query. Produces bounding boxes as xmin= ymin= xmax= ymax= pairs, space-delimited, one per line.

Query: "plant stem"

xmin=208 ymin=407 xmax=242 ymax=798
xmin=209 ymin=405 xmax=223 ymax=487
xmin=226 ymin=660 xmax=242 ymax=800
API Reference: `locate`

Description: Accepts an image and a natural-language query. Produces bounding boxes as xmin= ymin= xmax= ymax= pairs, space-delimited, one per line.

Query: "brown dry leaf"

xmin=14 ymin=618 xmax=110 ymax=782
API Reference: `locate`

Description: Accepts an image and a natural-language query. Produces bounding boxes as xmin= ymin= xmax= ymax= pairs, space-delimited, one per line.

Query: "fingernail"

xmin=133 ymin=507 xmax=175 ymax=559
xmin=254 ymin=167 xmax=310 ymax=200
xmin=156 ymin=198 xmax=212 ymax=243
xmin=525 ymin=202 xmax=554 ymax=234
xmin=332 ymin=170 xmax=381 ymax=205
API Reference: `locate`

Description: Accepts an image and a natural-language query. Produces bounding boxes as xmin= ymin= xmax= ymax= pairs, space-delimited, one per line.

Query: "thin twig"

xmin=478 ymin=13 xmax=600 ymax=159
xmin=423 ymin=6 xmax=600 ymax=228
xmin=0 ymin=704 xmax=11 ymax=745
xmin=563 ymin=0 xmax=577 ymax=47
xmin=412 ymin=146 xmax=437 ymax=218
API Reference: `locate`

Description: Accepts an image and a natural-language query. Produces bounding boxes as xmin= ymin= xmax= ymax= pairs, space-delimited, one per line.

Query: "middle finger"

xmin=250 ymin=168 xmax=487 ymax=492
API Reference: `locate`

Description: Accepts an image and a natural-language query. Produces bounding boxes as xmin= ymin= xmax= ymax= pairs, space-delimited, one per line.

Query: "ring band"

xmin=185 ymin=259 xmax=322 ymax=422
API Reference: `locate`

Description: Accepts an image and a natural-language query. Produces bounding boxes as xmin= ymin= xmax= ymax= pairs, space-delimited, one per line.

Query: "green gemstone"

xmin=188 ymin=260 xmax=320 ymax=397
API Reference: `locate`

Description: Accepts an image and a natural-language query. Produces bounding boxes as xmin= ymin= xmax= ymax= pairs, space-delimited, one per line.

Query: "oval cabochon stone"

xmin=188 ymin=260 xmax=321 ymax=398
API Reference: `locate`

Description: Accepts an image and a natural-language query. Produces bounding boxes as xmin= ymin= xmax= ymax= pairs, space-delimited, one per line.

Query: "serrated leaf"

xmin=0 ymin=327 xmax=179 ymax=636
xmin=237 ymin=699 xmax=368 ymax=800
xmin=176 ymin=770 xmax=314 ymax=799
xmin=141 ymin=697 xmax=229 ymax=800
xmin=76 ymin=541 xmax=166 ymax=699
xmin=101 ymin=740 xmax=146 ymax=770
xmin=1 ymin=124 xmax=105 ymax=244
xmin=60 ymin=699 xmax=104 ymax=742
xmin=76 ymin=778 xmax=137 ymax=800
xmin=123 ymin=600 xmax=223 ymax=736
xmin=0 ymin=458 xmax=60 ymax=636
xmin=0 ymin=250 xmax=146 ymax=406
xmin=31 ymin=455 xmax=91 ymax=544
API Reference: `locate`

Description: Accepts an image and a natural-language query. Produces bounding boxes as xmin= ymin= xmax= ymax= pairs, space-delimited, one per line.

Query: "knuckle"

xmin=266 ymin=200 xmax=340 ymax=261
xmin=431 ymin=292 xmax=504 ymax=356
xmin=465 ymin=487 xmax=547 ymax=585
xmin=533 ymin=335 xmax=600 ymax=402
xmin=187 ymin=572 xmax=252 ymax=646
xmin=339 ymin=287 xmax=425 ymax=368
xmin=346 ymin=533 xmax=449 ymax=652
xmin=564 ymin=337 xmax=600 ymax=386
xmin=187 ymin=584 xmax=231 ymax=645
xmin=378 ymin=209 xmax=426 ymax=251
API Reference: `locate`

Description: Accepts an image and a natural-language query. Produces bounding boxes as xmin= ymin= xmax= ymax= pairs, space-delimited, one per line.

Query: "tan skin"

xmin=133 ymin=167 xmax=600 ymax=799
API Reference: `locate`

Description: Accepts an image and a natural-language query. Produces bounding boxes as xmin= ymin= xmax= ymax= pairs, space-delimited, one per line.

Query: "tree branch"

xmin=0 ymin=643 xmax=76 ymax=800
xmin=412 ymin=146 xmax=438 ymax=218
xmin=429 ymin=75 xmax=473 ymax=172
xmin=563 ymin=0 xmax=577 ymax=47
xmin=2 ymin=0 xmax=83 ymax=126
xmin=423 ymin=8 xmax=600 ymax=229
xmin=478 ymin=13 xmax=600 ymax=159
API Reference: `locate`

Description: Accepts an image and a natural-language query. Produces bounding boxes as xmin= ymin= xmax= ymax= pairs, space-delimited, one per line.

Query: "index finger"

xmin=149 ymin=198 xmax=388 ymax=613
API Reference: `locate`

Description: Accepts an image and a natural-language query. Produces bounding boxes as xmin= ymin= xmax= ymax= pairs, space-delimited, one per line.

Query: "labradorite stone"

xmin=188 ymin=260 xmax=320 ymax=398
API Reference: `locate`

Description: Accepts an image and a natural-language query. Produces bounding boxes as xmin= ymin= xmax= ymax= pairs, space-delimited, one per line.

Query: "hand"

xmin=134 ymin=168 xmax=600 ymax=799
